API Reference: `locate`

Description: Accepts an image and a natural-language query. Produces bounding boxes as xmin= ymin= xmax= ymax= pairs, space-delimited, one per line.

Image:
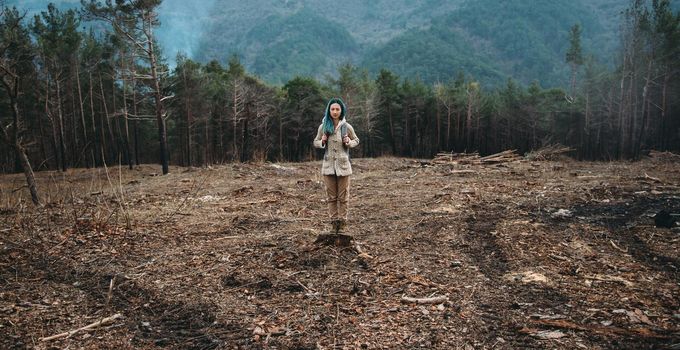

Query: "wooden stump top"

xmin=314 ymin=233 xmax=354 ymax=247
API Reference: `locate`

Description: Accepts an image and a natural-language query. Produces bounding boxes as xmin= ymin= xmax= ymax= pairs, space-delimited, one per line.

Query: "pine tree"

xmin=0 ymin=7 xmax=41 ymax=204
xmin=566 ymin=24 xmax=584 ymax=98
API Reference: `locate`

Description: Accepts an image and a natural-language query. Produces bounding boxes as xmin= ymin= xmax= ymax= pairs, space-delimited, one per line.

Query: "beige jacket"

xmin=313 ymin=120 xmax=359 ymax=176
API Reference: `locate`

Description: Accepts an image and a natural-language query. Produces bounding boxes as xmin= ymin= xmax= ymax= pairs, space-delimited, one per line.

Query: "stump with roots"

xmin=314 ymin=233 xmax=354 ymax=247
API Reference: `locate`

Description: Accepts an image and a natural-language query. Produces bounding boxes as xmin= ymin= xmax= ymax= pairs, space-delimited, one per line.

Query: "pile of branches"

xmin=525 ymin=144 xmax=574 ymax=161
xmin=432 ymin=149 xmax=522 ymax=165
xmin=648 ymin=150 xmax=680 ymax=161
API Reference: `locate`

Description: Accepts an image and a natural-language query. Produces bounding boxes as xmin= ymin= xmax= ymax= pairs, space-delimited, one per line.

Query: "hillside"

xmin=2 ymin=156 xmax=679 ymax=348
xmin=188 ymin=0 xmax=625 ymax=86
xmin=6 ymin=0 xmax=652 ymax=86
xmin=362 ymin=0 xmax=615 ymax=86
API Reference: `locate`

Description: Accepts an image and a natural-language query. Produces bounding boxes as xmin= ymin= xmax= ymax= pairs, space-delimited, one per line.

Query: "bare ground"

xmin=1 ymin=156 xmax=679 ymax=349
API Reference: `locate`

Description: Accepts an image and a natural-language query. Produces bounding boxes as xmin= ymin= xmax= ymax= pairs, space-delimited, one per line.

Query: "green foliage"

xmin=362 ymin=20 xmax=506 ymax=87
xmin=566 ymin=24 xmax=584 ymax=66
xmin=31 ymin=3 xmax=81 ymax=64
xmin=27 ymin=0 xmax=627 ymax=90
xmin=281 ymin=76 xmax=325 ymax=160
xmin=247 ymin=8 xmax=359 ymax=84
xmin=0 ymin=7 xmax=35 ymax=74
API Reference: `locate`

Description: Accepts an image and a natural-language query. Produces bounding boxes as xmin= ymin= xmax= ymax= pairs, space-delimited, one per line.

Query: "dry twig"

xmin=39 ymin=313 xmax=123 ymax=342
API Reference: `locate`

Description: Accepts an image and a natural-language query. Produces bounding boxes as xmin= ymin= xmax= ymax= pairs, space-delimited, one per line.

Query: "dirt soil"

xmin=1 ymin=156 xmax=679 ymax=349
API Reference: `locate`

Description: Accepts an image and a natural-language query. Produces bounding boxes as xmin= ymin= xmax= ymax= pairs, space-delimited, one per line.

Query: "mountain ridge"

xmin=8 ymin=0 xmax=641 ymax=87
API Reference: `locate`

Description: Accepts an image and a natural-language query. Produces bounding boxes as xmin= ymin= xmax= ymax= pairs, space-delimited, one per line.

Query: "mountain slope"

xmin=363 ymin=0 xmax=613 ymax=87
xmin=243 ymin=9 xmax=359 ymax=83
xmin=8 ymin=0 xmax=636 ymax=87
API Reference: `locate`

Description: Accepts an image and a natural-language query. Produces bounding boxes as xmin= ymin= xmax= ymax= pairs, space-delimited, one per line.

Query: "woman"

xmin=313 ymin=97 xmax=360 ymax=233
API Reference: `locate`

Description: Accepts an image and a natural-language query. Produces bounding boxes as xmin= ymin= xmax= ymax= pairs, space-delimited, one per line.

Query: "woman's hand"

xmin=343 ymin=136 xmax=350 ymax=144
xmin=321 ymin=134 xmax=328 ymax=145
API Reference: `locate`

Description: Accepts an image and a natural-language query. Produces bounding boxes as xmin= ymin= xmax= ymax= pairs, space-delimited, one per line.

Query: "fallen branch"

xmin=354 ymin=242 xmax=373 ymax=259
xmin=549 ymin=253 xmax=570 ymax=261
xmin=106 ymin=276 xmax=116 ymax=306
xmin=450 ymin=169 xmax=477 ymax=174
xmin=39 ymin=313 xmax=123 ymax=342
xmin=584 ymin=274 xmax=634 ymax=287
xmin=609 ymin=240 xmax=628 ymax=253
xmin=643 ymin=173 xmax=662 ymax=183
xmin=400 ymin=295 xmax=448 ymax=304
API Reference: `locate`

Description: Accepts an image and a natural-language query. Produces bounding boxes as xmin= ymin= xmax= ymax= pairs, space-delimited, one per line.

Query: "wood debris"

xmin=39 ymin=314 xmax=123 ymax=342
xmin=432 ymin=149 xmax=522 ymax=165
xmin=2 ymin=158 xmax=679 ymax=349
xmin=400 ymin=295 xmax=448 ymax=304
xmin=648 ymin=150 xmax=680 ymax=161
xmin=525 ymin=144 xmax=575 ymax=160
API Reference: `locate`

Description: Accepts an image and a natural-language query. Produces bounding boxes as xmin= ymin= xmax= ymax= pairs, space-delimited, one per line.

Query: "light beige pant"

xmin=323 ymin=175 xmax=350 ymax=220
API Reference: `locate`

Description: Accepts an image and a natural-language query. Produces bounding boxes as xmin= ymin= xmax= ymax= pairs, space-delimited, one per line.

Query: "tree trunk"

xmin=435 ymin=101 xmax=441 ymax=152
xmin=242 ymin=114 xmax=249 ymax=162
xmin=183 ymin=67 xmax=192 ymax=167
xmin=75 ymin=64 xmax=91 ymax=168
xmin=660 ymin=72 xmax=669 ymax=149
xmin=56 ymin=78 xmax=68 ymax=171
xmin=466 ymin=92 xmax=473 ymax=151
xmin=388 ymin=106 xmax=396 ymax=155
xmin=402 ymin=103 xmax=409 ymax=156
xmin=232 ymin=87 xmax=239 ymax=162
xmin=455 ymin=109 xmax=461 ymax=151
xmin=45 ymin=79 xmax=61 ymax=170
xmin=635 ymin=59 xmax=653 ymax=157
xmin=37 ymin=104 xmax=48 ymax=170
xmin=111 ymin=77 xmax=121 ymax=162
xmin=132 ymin=80 xmax=140 ymax=166
xmin=1 ymin=76 xmax=41 ymax=205
xmin=146 ymin=18 xmax=169 ymax=175
xmin=89 ymin=72 xmax=101 ymax=166
xmin=99 ymin=74 xmax=112 ymax=164
xmin=585 ymin=90 xmax=591 ymax=159
xmin=205 ymin=111 xmax=210 ymax=165
xmin=446 ymin=106 xmax=451 ymax=151
xmin=627 ymin=65 xmax=637 ymax=158
xmin=69 ymin=76 xmax=79 ymax=167
xmin=617 ymin=66 xmax=627 ymax=159
xmin=120 ymin=49 xmax=132 ymax=169
xmin=15 ymin=142 xmax=40 ymax=205
xmin=278 ymin=113 xmax=283 ymax=161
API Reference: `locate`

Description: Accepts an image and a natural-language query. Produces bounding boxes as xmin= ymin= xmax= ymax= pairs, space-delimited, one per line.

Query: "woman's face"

xmin=329 ymin=103 xmax=342 ymax=120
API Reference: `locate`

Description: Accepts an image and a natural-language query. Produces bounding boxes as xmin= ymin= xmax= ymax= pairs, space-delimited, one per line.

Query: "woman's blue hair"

xmin=322 ymin=97 xmax=347 ymax=135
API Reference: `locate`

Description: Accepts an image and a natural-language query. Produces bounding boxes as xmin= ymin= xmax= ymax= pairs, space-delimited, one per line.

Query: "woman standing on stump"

xmin=314 ymin=97 xmax=360 ymax=233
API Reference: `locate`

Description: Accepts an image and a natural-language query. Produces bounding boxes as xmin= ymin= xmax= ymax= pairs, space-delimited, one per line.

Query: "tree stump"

xmin=314 ymin=233 xmax=354 ymax=247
